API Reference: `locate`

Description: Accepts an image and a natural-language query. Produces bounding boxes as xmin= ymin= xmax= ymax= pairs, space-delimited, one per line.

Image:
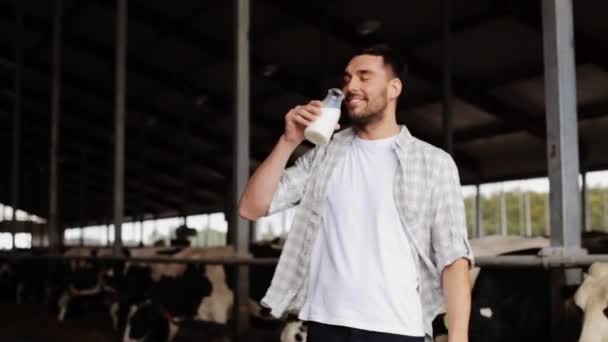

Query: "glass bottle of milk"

xmin=304 ymin=88 xmax=344 ymax=145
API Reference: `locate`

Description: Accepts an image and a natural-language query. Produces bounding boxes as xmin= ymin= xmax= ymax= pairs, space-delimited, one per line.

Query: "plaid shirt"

xmin=261 ymin=126 xmax=474 ymax=341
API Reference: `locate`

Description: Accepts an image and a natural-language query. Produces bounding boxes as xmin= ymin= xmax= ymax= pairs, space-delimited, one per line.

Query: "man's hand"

xmin=283 ymin=100 xmax=340 ymax=145
xmin=283 ymin=100 xmax=322 ymax=145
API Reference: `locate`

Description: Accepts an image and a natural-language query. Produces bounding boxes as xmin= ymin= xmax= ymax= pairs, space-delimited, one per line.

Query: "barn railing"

xmin=0 ymin=254 xmax=279 ymax=265
xmin=475 ymin=255 xmax=608 ymax=268
xmin=4 ymin=253 xmax=608 ymax=268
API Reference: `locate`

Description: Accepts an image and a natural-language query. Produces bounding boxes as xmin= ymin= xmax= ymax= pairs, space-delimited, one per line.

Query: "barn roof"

xmin=1 ymin=0 xmax=607 ymax=226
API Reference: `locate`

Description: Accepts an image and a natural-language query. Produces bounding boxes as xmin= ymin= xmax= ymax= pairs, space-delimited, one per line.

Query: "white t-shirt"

xmin=299 ymin=134 xmax=424 ymax=337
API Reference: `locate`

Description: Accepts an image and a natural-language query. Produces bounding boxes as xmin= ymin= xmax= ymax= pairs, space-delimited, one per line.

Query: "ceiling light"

xmin=357 ymin=20 xmax=382 ymax=36
xmin=194 ymin=95 xmax=207 ymax=107
xmin=263 ymin=64 xmax=278 ymax=77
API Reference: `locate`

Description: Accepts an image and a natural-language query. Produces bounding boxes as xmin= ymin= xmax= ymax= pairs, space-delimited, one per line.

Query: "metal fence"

xmin=0 ymin=253 xmax=278 ymax=266
xmin=5 ymin=252 xmax=608 ymax=268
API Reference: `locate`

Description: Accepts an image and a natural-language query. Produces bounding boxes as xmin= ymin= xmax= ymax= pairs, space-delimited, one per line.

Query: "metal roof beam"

xmin=0 ymin=83 xmax=229 ymax=189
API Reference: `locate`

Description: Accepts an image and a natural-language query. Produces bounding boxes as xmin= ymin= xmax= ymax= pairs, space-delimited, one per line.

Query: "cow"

xmin=121 ymin=246 xmax=236 ymax=342
xmin=56 ymin=247 xmax=120 ymax=322
xmin=123 ymin=263 xmax=226 ymax=342
xmin=468 ymin=235 xmax=549 ymax=286
xmin=280 ymin=318 xmax=308 ymax=342
xmin=468 ymin=247 xmax=557 ymax=342
xmin=109 ymin=247 xmax=185 ymax=332
xmin=427 ymin=235 xmax=550 ymax=342
xmin=119 ymin=240 xmax=297 ymax=342
xmin=466 ymin=232 xmax=608 ymax=342
xmin=574 ymin=262 xmax=608 ymax=342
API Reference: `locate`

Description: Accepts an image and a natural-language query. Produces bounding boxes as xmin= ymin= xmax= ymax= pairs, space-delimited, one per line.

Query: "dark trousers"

xmin=307 ymin=321 xmax=425 ymax=342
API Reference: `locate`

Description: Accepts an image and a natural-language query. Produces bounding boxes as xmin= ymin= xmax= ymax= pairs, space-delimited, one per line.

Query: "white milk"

xmin=304 ymin=107 xmax=341 ymax=145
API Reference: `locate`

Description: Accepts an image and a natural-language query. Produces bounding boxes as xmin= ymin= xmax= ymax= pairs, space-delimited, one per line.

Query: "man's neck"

xmin=354 ymin=115 xmax=400 ymax=140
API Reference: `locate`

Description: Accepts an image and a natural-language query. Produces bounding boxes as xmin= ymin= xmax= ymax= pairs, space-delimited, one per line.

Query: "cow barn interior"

xmin=1 ymin=0 xmax=608 ymax=341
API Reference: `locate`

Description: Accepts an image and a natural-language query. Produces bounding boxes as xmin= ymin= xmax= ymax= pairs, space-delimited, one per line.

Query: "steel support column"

xmin=541 ymin=1 xmax=583 ymax=340
xmin=105 ymin=217 xmax=110 ymax=246
xmin=139 ymin=216 xmax=144 ymax=246
xmin=475 ymin=184 xmax=483 ymax=238
xmin=525 ymin=191 xmax=533 ymax=237
xmin=545 ymin=193 xmax=551 ymax=236
xmin=232 ymin=0 xmax=251 ymax=339
xmin=49 ymin=0 xmax=62 ymax=251
xmin=603 ymin=190 xmax=608 ymax=231
xmin=500 ymin=190 xmax=507 ymax=236
xmin=519 ymin=192 xmax=525 ymax=236
xmin=78 ymin=150 xmax=86 ymax=246
xmin=582 ymin=171 xmax=590 ymax=232
xmin=542 ymin=0 xmax=582 ymax=248
xmin=113 ymin=0 xmax=127 ymax=256
xmin=11 ymin=2 xmax=23 ymax=249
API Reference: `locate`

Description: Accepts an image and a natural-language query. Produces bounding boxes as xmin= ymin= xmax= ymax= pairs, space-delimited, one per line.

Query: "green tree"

xmin=463 ymin=185 xmax=608 ymax=237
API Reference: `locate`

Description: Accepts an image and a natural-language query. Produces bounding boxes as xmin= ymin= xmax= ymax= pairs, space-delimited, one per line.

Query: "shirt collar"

xmin=333 ymin=125 xmax=414 ymax=148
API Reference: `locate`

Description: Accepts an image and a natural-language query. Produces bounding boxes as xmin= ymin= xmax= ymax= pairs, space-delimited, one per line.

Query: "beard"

xmin=346 ymin=94 xmax=388 ymax=127
xmin=348 ymin=110 xmax=381 ymax=126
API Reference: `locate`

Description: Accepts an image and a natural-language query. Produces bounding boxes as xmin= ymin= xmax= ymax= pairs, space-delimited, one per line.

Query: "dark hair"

xmin=354 ymin=44 xmax=406 ymax=78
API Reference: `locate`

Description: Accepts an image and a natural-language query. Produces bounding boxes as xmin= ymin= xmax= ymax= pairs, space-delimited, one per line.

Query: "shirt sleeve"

xmin=430 ymin=153 xmax=475 ymax=273
xmin=266 ymin=146 xmax=318 ymax=216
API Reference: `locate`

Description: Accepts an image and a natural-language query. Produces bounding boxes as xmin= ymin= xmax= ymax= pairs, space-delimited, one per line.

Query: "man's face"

xmin=342 ymin=54 xmax=395 ymax=125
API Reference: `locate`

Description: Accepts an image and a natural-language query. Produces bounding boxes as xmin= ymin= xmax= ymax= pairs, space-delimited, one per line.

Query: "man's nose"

xmin=343 ymin=78 xmax=360 ymax=95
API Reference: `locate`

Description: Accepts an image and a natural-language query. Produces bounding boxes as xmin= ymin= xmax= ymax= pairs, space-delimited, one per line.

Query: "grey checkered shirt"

xmin=260 ymin=126 xmax=474 ymax=341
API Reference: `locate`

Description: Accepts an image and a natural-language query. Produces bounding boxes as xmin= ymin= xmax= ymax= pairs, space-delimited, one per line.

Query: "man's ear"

xmin=388 ymin=78 xmax=402 ymax=101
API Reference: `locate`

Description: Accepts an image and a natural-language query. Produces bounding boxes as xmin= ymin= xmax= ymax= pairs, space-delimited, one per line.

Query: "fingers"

xmin=286 ymin=108 xmax=311 ymax=127
xmin=292 ymin=112 xmax=311 ymax=126
xmin=308 ymin=100 xmax=323 ymax=108
xmin=286 ymin=101 xmax=323 ymax=128
xmin=297 ymin=106 xmax=319 ymax=122
xmin=291 ymin=104 xmax=320 ymax=124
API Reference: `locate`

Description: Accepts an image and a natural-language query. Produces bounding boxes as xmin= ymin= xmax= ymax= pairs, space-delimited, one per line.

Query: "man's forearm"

xmin=442 ymin=258 xmax=471 ymax=342
xmin=238 ymin=135 xmax=299 ymax=220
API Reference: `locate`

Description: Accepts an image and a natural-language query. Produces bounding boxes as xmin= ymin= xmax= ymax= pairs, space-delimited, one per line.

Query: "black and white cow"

xmin=110 ymin=247 xmax=185 ymax=332
xmin=120 ymin=240 xmax=300 ymax=342
xmin=468 ymin=247 xmax=559 ymax=342
xmin=280 ymin=317 xmax=308 ymax=342
xmin=467 ymin=232 xmax=608 ymax=342
xmin=123 ymin=263 xmax=223 ymax=342
xmin=56 ymin=247 xmax=122 ymax=322
xmin=432 ymin=235 xmax=549 ymax=342
xmin=121 ymin=246 xmax=236 ymax=342
xmin=468 ymin=235 xmax=549 ymax=286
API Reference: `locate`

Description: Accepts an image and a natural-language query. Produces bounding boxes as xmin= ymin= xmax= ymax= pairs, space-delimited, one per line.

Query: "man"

xmin=239 ymin=44 xmax=473 ymax=342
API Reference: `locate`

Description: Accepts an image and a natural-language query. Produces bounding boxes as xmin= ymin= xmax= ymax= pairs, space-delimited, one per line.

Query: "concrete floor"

xmin=0 ymin=301 xmax=282 ymax=342
xmin=0 ymin=301 xmax=117 ymax=342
